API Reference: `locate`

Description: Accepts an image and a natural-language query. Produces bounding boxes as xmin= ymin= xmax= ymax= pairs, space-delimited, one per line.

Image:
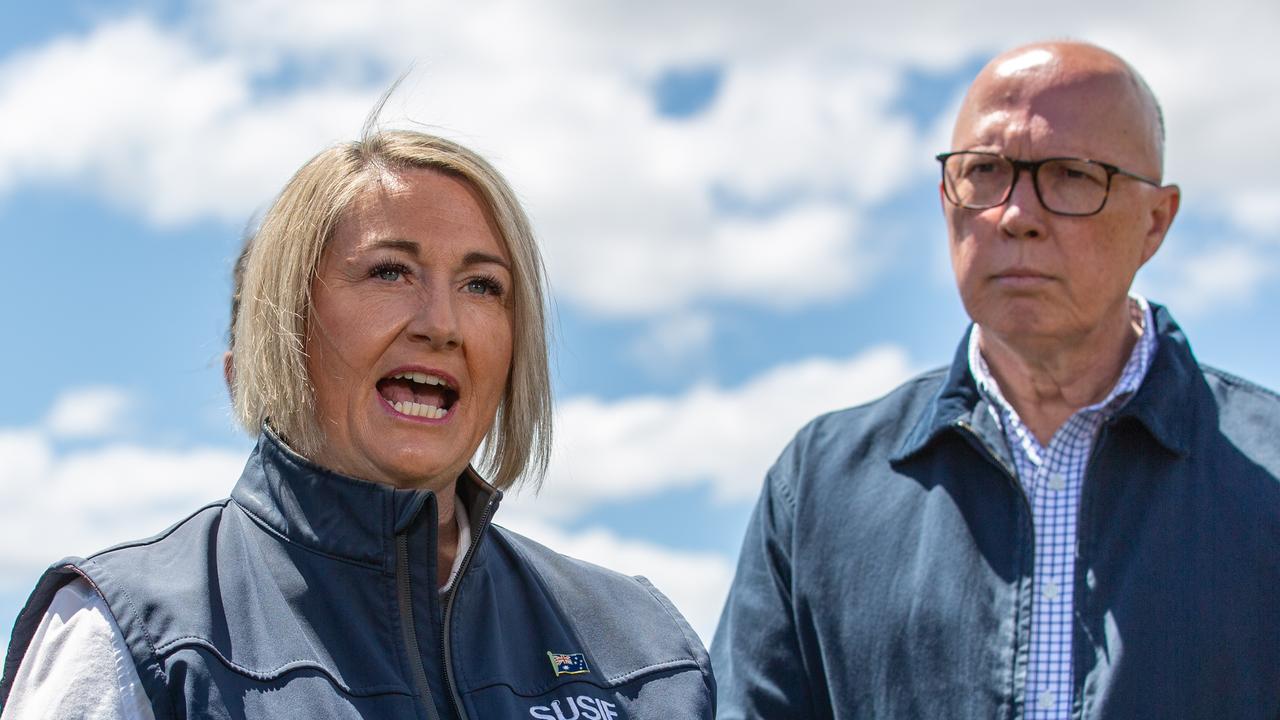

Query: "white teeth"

xmin=391 ymin=371 xmax=448 ymax=387
xmin=392 ymin=400 xmax=446 ymax=418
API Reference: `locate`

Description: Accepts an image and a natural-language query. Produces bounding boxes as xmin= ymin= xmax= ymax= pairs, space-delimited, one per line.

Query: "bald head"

xmin=952 ymin=41 xmax=1166 ymax=179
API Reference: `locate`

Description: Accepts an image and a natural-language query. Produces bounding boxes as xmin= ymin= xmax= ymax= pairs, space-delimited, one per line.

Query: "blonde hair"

xmin=231 ymin=129 xmax=552 ymax=490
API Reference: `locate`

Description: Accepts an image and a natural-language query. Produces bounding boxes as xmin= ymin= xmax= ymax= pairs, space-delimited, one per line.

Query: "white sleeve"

xmin=1 ymin=578 xmax=156 ymax=720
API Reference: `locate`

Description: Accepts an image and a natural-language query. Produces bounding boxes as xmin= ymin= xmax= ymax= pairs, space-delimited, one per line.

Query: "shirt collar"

xmin=439 ymin=496 xmax=471 ymax=594
xmin=895 ymin=299 xmax=1199 ymax=464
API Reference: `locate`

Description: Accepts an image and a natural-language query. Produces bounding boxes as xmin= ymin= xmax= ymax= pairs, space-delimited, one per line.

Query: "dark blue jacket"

xmin=1 ymin=429 xmax=715 ymax=719
xmin=712 ymin=305 xmax=1280 ymax=719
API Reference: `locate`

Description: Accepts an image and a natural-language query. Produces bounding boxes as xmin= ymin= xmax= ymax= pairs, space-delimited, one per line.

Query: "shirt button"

xmin=1048 ymin=473 xmax=1066 ymax=491
xmin=1042 ymin=580 xmax=1060 ymax=600
xmin=1038 ymin=690 xmax=1057 ymax=709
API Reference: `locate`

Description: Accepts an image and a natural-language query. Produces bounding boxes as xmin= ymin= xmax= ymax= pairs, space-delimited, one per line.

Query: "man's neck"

xmin=978 ymin=302 xmax=1140 ymax=446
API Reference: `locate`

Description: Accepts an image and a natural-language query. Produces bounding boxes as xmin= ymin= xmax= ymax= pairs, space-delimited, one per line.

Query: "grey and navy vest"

xmin=1 ymin=429 xmax=715 ymax=719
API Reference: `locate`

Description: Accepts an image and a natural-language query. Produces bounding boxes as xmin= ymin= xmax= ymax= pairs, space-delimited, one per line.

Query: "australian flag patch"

xmin=547 ymin=651 xmax=590 ymax=676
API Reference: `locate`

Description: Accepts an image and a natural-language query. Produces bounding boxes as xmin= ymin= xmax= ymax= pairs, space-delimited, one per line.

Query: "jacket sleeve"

xmin=711 ymin=438 xmax=826 ymax=720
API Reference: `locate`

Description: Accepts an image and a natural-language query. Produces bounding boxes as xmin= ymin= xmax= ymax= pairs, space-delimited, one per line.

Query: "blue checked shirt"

xmin=968 ymin=295 xmax=1156 ymax=719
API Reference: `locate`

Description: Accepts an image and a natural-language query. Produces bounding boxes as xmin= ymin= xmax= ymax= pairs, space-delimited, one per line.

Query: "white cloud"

xmin=1139 ymin=241 xmax=1277 ymax=317
xmin=0 ymin=17 xmax=377 ymax=226
xmin=709 ymin=204 xmax=870 ymax=306
xmin=1229 ymin=189 xmax=1280 ymax=238
xmin=505 ymin=344 xmax=917 ymax=521
xmin=557 ymin=202 xmax=874 ymax=315
xmin=630 ymin=312 xmax=715 ymax=372
xmin=43 ymin=386 xmax=135 ymax=439
xmin=0 ymin=431 xmax=243 ymax=590
xmin=499 ymin=518 xmax=733 ymax=644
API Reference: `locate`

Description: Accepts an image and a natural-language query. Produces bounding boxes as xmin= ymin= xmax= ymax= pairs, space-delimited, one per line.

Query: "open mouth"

xmin=376 ymin=370 xmax=459 ymax=420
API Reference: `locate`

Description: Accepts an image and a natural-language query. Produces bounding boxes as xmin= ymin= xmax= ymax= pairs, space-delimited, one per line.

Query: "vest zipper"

xmin=439 ymin=494 xmax=499 ymax=720
xmin=397 ymin=533 xmax=442 ymax=720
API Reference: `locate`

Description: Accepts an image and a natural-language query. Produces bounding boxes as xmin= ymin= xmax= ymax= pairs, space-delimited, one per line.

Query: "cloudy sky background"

xmin=2 ymin=1 xmax=1278 ymax=651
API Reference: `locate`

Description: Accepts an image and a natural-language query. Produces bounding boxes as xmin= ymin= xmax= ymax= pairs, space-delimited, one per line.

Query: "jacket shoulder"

xmin=803 ymin=366 xmax=949 ymax=442
xmin=1202 ymin=365 xmax=1280 ymax=411
xmin=772 ymin=367 xmax=950 ymax=493
xmin=1201 ymin=365 xmax=1280 ymax=473
xmin=491 ymin=526 xmax=713 ymax=685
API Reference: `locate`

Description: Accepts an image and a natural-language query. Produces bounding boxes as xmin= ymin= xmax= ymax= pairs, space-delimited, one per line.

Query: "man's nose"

xmin=997 ymin=169 xmax=1047 ymax=240
xmin=408 ymin=283 xmax=461 ymax=350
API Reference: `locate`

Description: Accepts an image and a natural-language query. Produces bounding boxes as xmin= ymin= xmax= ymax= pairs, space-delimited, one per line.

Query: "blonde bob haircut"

xmin=231 ymin=129 xmax=552 ymax=490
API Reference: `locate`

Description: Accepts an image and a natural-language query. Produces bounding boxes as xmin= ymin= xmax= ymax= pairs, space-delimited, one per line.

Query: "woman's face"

xmin=304 ymin=168 xmax=514 ymax=489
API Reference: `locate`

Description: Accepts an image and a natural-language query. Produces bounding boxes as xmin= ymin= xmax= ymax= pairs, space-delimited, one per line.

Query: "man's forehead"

xmin=964 ymin=107 xmax=1035 ymax=147
xmin=958 ymin=68 xmax=1143 ymax=140
xmin=970 ymin=71 xmax=1127 ymax=120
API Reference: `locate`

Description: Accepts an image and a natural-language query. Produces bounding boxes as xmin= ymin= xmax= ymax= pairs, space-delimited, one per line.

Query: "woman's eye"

xmin=464 ymin=277 xmax=504 ymax=296
xmin=371 ymin=263 xmax=409 ymax=282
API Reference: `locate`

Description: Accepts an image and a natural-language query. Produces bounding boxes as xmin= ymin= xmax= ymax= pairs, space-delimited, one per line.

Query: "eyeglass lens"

xmin=943 ymin=154 xmax=1110 ymax=215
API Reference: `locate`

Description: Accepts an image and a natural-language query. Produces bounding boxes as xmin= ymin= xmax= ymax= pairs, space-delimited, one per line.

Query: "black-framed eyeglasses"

xmin=936 ymin=151 xmax=1162 ymax=217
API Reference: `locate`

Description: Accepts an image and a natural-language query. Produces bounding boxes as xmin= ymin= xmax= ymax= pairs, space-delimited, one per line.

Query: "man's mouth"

xmin=992 ymin=268 xmax=1054 ymax=284
xmin=376 ymin=370 xmax=460 ymax=419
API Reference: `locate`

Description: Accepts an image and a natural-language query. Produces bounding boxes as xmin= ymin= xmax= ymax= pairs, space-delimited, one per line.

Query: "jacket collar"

xmin=230 ymin=425 xmax=502 ymax=571
xmin=894 ymin=303 xmax=1200 ymax=463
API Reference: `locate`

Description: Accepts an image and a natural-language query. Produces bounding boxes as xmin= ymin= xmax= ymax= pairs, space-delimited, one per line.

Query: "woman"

xmin=0 ymin=130 xmax=715 ymax=719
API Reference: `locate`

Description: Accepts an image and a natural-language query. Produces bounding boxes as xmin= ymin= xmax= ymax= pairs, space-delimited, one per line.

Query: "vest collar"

xmin=230 ymin=425 xmax=502 ymax=571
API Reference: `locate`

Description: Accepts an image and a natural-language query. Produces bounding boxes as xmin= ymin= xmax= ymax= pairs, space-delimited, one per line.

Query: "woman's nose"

xmin=407 ymin=284 xmax=461 ymax=350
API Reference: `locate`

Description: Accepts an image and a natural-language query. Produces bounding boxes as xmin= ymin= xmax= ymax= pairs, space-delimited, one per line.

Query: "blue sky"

xmin=2 ymin=1 xmax=1278 ymax=648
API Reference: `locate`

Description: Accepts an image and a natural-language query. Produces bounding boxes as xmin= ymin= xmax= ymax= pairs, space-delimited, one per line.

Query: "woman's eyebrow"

xmin=363 ymin=239 xmax=509 ymax=271
xmin=367 ymin=238 xmax=420 ymax=253
xmin=463 ymin=251 xmax=511 ymax=271
xmin=363 ymin=238 xmax=506 ymax=269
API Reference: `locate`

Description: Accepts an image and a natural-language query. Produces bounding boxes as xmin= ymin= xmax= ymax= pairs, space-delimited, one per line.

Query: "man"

xmin=712 ymin=41 xmax=1279 ymax=719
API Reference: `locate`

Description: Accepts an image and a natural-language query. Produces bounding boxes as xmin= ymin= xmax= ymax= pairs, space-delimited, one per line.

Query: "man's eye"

xmin=1052 ymin=162 xmax=1105 ymax=185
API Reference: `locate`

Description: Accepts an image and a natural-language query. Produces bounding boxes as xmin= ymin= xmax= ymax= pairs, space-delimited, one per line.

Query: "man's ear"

xmin=1141 ymin=183 xmax=1180 ymax=264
